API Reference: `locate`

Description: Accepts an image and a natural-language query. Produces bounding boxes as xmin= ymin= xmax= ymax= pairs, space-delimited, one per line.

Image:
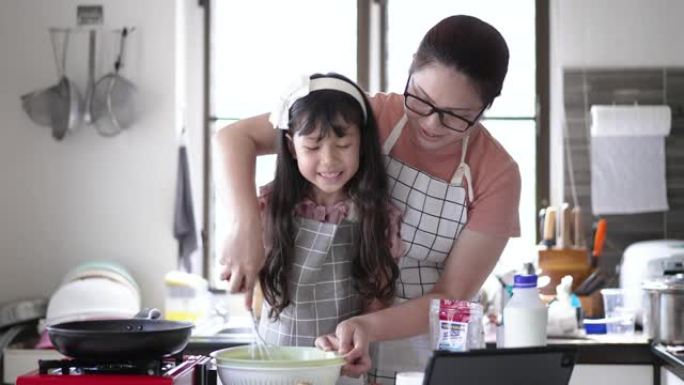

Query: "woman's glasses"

xmin=403 ymin=78 xmax=486 ymax=132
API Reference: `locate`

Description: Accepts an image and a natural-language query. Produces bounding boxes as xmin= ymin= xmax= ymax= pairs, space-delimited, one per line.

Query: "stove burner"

xmin=17 ymin=355 xmax=214 ymax=385
xmin=38 ymin=353 xmax=185 ymax=376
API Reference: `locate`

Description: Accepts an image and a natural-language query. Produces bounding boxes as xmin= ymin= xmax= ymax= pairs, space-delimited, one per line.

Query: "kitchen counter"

xmin=185 ymin=333 xmax=658 ymax=364
xmin=545 ymin=334 xmax=655 ymax=365
xmin=185 ymin=333 xmax=684 ymax=383
xmin=186 ymin=335 xmax=252 ymax=356
xmin=652 ymin=344 xmax=684 ymax=381
xmin=481 ymin=334 xmax=655 ymax=364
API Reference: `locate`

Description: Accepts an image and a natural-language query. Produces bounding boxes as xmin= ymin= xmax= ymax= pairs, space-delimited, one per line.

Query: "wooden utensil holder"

xmin=538 ymin=247 xmax=592 ymax=296
xmin=578 ymin=291 xmax=604 ymax=318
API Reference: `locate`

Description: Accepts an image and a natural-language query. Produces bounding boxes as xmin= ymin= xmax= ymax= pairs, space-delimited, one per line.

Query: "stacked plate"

xmin=45 ymin=261 xmax=140 ymax=326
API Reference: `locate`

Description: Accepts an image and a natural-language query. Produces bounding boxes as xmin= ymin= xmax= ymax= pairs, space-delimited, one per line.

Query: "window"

xmin=386 ymin=1 xmax=537 ymax=273
xmin=208 ymin=0 xmax=539 ymax=286
xmin=209 ymin=1 xmax=357 ymax=288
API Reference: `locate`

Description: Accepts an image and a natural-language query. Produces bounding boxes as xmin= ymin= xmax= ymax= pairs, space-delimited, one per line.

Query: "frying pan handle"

xmin=134 ymin=308 xmax=162 ymax=320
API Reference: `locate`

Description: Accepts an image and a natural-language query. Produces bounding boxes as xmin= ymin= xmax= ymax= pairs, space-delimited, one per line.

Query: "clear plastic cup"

xmin=600 ymin=288 xmax=636 ymax=335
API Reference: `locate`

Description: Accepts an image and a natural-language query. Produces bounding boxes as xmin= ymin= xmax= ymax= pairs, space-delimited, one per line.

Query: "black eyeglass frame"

xmin=403 ymin=77 xmax=487 ymax=132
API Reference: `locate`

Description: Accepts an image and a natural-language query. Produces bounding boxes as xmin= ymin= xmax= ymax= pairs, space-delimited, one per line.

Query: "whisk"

xmin=248 ymin=309 xmax=272 ymax=360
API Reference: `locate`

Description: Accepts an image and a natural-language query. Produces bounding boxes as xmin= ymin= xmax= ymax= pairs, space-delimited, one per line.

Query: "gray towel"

xmin=173 ymin=145 xmax=199 ymax=271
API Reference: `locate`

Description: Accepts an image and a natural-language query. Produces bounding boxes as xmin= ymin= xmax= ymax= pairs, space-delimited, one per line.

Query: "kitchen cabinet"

xmin=569 ymin=365 xmax=653 ymax=385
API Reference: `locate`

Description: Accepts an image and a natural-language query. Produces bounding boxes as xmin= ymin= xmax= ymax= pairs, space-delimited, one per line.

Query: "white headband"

xmin=269 ymin=74 xmax=368 ymax=130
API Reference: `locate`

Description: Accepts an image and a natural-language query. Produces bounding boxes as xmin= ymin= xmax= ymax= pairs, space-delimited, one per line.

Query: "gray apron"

xmin=258 ymin=216 xmax=363 ymax=347
xmin=369 ymin=115 xmax=472 ymax=385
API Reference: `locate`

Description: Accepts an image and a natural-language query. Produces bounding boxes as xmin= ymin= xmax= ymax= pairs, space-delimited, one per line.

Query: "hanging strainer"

xmin=21 ymin=85 xmax=56 ymax=127
xmin=50 ymin=29 xmax=82 ymax=140
xmin=20 ymin=29 xmax=78 ymax=130
xmin=91 ymin=27 xmax=137 ymax=137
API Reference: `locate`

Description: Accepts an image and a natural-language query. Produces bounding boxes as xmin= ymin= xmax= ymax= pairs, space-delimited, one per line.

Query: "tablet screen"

xmin=424 ymin=346 xmax=577 ymax=385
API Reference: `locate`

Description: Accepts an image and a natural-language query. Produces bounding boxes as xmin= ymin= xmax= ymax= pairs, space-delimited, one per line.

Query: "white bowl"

xmin=46 ymin=277 xmax=140 ymax=326
xmin=212 ymin=346 xmax=344 ymax=385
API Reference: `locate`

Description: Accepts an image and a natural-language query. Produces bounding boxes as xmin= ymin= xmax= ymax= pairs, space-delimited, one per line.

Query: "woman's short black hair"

xmin=411 ymin=15 xmax=510 ymax=107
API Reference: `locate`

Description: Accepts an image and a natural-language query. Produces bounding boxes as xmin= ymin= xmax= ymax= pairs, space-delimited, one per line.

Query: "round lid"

xmin=643 ymin=273 xmax=684 ymax=293
xmin=661 ymin=273 xmax=684 ymax=293
xmin=513 ymin=274 xmax=537 ymax=288
xmin=642 ymin=279 xmax=667 ymax=291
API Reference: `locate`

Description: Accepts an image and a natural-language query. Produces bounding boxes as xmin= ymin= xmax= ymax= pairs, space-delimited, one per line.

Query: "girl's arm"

xmin=317 ymin=228 xmax=507 ymax=376
xmin=213 ymin=113 xmax=278 ymax=308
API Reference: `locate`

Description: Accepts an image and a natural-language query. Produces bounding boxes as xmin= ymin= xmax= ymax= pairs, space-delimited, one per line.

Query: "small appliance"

xmin=619 ymin=239 xmax=684 ymax=322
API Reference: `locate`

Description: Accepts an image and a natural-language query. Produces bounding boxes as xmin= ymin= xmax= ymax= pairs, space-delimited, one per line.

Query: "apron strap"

xmin=450 ymin=136 xmax=474 ymax=203
xmin=383 ymin=114 xmax=474 ymax=203
xmin=382 ymin=115 xmax=407 ymax=155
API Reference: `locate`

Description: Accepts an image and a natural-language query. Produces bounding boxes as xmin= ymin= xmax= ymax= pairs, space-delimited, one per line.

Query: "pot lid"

xmin=644 ymin=273 xmax=684 ymax=292
xmin=642 ymin=279 xmax=667 ymax=291
xmin=662 ymin=273 xmax=684 ymax=293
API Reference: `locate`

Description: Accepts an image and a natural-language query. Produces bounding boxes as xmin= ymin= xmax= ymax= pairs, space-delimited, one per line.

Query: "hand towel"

xmin=173 ymin=145 xmax=199 ymax=271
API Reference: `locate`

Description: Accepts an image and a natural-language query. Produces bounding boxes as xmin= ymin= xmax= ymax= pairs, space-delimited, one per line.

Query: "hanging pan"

xmin=46 ymin=308 xmax=193 ymax=360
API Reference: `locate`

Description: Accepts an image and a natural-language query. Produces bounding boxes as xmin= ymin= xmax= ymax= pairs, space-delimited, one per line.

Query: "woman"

xmin=214 ymin=15 xmax=520 ymax=384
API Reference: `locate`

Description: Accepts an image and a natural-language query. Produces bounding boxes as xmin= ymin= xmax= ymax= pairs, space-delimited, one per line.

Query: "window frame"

xmin=200 ymin=0 xmax=550 ymax=288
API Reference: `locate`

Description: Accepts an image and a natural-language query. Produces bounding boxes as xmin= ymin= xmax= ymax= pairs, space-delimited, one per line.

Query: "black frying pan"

xmin=46 ymin=309 xmax=193 ymax=360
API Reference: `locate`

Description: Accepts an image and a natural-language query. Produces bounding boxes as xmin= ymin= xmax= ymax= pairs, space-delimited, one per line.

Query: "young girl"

xmin=254 ymin=73 xmax=403 ymax=347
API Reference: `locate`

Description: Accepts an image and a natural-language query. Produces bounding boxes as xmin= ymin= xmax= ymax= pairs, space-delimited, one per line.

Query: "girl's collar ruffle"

xmin=294 ymin=198 xmax=359 ymax=224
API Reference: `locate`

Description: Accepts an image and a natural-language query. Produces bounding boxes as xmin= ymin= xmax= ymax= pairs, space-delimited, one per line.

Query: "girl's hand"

xmin=219 ymin=215 xmax=265 ymax=309
xmin=315 ymin=334 xmax=339 ymax=352
xmin=316 ymin=318 xmax=372 ymax=378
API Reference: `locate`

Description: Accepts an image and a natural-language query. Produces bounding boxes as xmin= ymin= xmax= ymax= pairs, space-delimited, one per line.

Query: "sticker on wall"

xmin=77 ymin=5 xmax=103 ymax=26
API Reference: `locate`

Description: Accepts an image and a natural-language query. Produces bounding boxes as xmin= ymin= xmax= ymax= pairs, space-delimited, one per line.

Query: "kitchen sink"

xmin=189 ymin=317 xmax=255 ymax=346
xmin=215 ymin=326 xmax=252 ymax=335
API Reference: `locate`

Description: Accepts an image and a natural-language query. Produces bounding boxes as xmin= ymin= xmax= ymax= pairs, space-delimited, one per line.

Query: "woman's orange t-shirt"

xmin=370 ymin=92 xmax=521 ymax=238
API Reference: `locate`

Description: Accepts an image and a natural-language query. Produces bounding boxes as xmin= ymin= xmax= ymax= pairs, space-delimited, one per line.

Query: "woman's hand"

xmin=219 ymin=214 xmax=265 ymax=309
xmin=315 ymin=318 xmax=372 ymax=378
xmin=213 ymin=114 xmax=276 ymax=309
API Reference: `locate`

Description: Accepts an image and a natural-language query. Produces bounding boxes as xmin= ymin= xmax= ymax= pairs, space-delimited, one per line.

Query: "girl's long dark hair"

xmin=260 ymin=73 xmax=399 ymax=319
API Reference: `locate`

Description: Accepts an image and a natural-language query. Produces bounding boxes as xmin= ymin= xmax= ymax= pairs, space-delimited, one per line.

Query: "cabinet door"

xmin=569 ymin=365 xmax=652 ymax=385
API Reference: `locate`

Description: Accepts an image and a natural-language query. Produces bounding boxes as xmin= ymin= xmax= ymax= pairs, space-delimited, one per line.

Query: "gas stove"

xmin=15 ymin=354 xmax=215 ymax=385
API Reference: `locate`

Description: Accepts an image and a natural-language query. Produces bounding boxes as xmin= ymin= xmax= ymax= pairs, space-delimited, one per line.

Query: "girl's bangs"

xmin=291 ymin=92 xmax=363 ymax=140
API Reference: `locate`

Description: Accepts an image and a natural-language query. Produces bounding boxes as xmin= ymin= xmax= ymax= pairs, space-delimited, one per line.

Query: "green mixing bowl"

xmin=212 ymin=345 xmax=344 ymax=369
xmin=212 ymin=346 xmax=345 ymax=385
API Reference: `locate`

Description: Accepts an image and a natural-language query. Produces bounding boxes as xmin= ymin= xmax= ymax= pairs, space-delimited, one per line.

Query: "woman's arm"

xmin=317 ymin=228 xmax=508 ymax=376
xmin=212 ymin=113 xmax=278 ymax=307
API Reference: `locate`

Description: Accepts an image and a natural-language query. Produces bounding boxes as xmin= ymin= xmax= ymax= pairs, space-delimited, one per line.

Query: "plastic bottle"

xmin=547 ymin=275 xmax=579 ymax=336
xmin=503 ymin=274 xmax=548 ymax=347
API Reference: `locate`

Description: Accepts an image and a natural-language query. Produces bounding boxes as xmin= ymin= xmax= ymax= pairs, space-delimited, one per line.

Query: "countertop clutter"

xmin=3 ymin=261 xmax=684 ymax=384
xmin=3 ymin=307 xmax=684 ymax=385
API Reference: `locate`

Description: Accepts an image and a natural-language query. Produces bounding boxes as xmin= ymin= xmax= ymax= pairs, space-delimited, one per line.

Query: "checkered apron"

xmin=258 ymin=216 xmax=363 ymax=347
xmin=369 ymin=115 xmax=473 ymax=385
